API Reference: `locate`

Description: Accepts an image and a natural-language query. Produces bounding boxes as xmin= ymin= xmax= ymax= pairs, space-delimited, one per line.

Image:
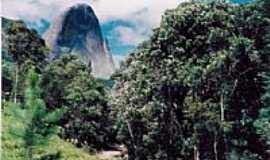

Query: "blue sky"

xmin=2 ymin=0 xmax=255 ymax=63
xmin=102 ymin=20 xmax=138 ymax=55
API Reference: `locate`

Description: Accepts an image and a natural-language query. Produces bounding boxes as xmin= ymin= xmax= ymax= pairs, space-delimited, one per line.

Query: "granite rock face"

xmin=44 ymin=4 xmax=115 ymax=78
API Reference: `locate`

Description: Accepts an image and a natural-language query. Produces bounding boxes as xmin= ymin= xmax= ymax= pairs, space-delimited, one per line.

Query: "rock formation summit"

xmin=44 ymin=4 xmax=115 ymax=78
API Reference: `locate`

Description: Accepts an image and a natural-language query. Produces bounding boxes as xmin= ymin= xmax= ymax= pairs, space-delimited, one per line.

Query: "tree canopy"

xmin=112 ymin=1 xmax=270 ymax=159
xmin=41 ymin=55 xmax=114 ymax=148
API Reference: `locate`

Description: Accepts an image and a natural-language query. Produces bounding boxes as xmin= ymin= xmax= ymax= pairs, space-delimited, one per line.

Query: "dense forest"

xmin=2 ymin=0 xmax=270 ymax=160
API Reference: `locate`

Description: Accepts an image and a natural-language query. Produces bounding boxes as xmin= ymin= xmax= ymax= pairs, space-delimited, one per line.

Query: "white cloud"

xmin=112 ymin=54 xmax=127 ymax=68
xmin=2 ymin=0 xmax=187 ymax=27
xmin=94 ymin=0 xmax=188 ymax=27
xmin=114 ymin=26 xmax=146 ymax=45
xmin=2 ymin=0 xmax=94 ymax=21
xmin=2 ymin=0 xmax=187 ymax=53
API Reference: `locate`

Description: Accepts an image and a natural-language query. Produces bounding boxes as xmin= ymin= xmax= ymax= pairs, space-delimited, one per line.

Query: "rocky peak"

xmin=44 ymin=3 xmax=115 ymax=78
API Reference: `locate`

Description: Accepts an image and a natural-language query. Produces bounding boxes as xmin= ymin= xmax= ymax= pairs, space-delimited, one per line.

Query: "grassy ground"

xmin=2 ymin=105 xmax=100 ymax=160
xmin=2 ymin=135 xmax=101 ymax=160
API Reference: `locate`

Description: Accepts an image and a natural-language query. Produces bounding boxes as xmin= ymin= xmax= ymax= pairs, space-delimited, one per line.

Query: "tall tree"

xmin=112 ymin=2 xmax=269 ymax=159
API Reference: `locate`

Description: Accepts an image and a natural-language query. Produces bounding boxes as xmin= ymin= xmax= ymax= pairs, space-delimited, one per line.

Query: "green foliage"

xmin=254 ymin=108 xmax=270 ymax=145
xmin=254 ymin=72 xmax=270 ymax=147
xmin=41 ymin=55 xmax=115 ymax=149
xmin=63 ymin=71 xmax=113 ymax=148
xmin=258 ymin=0 xmax=270 ymax=17
xmin=41 ymin=55 xmax=89 ymax=109
xmin=112 ymin=2 xmax=270 ymax=159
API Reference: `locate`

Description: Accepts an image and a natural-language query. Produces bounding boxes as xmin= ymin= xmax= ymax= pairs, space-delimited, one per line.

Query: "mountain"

xmin=44 ymin=4 xmax=115 ymax=78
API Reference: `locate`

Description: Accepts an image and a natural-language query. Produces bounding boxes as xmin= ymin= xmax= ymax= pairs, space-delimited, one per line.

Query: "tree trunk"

xmin=13 ymin=64 xmax=18 ymax=104
xmin=220 ymin=89 xmax=228 ymax=158
xmin=126 ymin=120 xmax=138 ymax=160
xmin=126 ymin=120 xmax=136 ymax=149
xmin=214 ymin=133 xmax=218 ymax=160
xmin=220 ymin=91 xmax=224 ymax=122
xmin=27 ymin=147 xmax=33 ymax=160
xmin=194 ymin=146 xmax=200 ymax=160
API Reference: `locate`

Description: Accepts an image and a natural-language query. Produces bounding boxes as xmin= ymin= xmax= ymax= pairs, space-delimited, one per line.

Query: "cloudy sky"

xmin=2 ymin=0 xmax=188 ymax=59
